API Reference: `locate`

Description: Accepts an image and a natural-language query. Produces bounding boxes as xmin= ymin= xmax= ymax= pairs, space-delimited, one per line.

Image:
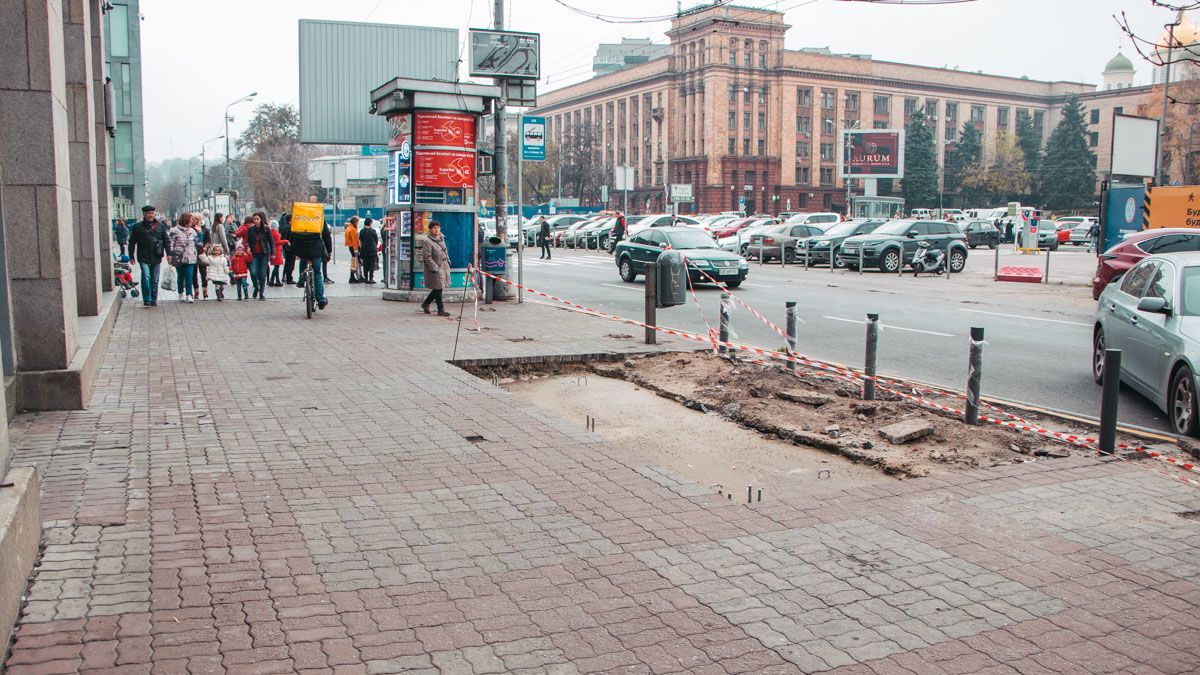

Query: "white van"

xmin=783 ymin=212 xmax=841 ymax=226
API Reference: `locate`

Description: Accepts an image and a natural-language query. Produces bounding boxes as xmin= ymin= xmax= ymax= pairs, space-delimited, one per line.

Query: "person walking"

xmin=344 ymin=216 xmax=361 ymax=283
xmin=167 ymin=213 xmax=201 ymax=303
xmin=536 ymin=216 xmax=551 ymax=260
xmin=199 ymin=244 xmax=230 ymax=301
xmin=608 ymin=212 xmax=627 ymax=254
xmin=192 ymin=216 xmax=210 ymax=300
xmin=236 ymin=213 xmax=274 ymax=299
xmin=420 ymin=221 xmax=452 ymax=316
xmin=269 ymin=216 xmax=289 ymax=286
xmin=127 ymin=205 xmax=169 ymax=307
xmin=230 ymin=243 xmax=252 ymax=300
xmin=279 ymin=213 xmax=295 ymax=285
xmin=209 ymin=212 xmax=231 ymax=257
xmin=113 ymin=218 xmax=129 ymax=257
xmin=1087 ymin=220 xmax=1101 ymax=253
xmin=223 ymin=214 xmax=239 ymax=252
xmin=358 ymin=218 xmax=379 ymax=284
xmin=321 ymin=221 xmax=336 ymax=285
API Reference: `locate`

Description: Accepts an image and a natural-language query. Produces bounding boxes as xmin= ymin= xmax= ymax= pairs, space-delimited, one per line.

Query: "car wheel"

xmin=1092 ymin=327 xmax=1107 ymax=384
xmin=1051 ymin=243 xmax=1059 ymax=251
xmin=948 ymin=248 xmax=967 ymax=273
xmin=831 ymin=248 xmax=846 ymax=269
xmin=1170 ymin=365 xmax=1199 ymax=436
xmin=968 ymin=244 xmax=977 ymax=249
xmin=880 ymin=249 xmax=901 ymax=273
xmin=740 ymin=244 xmax=749 ymax=256
xmin=619 ymin=258 xmax=637 ymax=283
xmin=783 ymin=248 xmax=796 ymax=264
xmin=725 ymin=278 xmax=743 ymax=288
xmin=988 ymin=241 xmax=997 ymax=250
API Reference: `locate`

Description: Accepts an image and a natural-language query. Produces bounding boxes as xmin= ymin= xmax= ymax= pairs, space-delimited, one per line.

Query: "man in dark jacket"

xmin=536 ymin=216 xmax=551 ymax=260
xmin=608 ymin=212 xmax=627 ymax=254
xmin=358 ymin=219 xmax=380 ymax=284
xmin=291 ymin=223 xmax=329 ymax=309
xmin=321 ymin=222 xmax=335 ymax=284
xmin=280 ymin=215 xmax=295 ymax=284
xmin=127 ymin=206 xmax=170 ymax=306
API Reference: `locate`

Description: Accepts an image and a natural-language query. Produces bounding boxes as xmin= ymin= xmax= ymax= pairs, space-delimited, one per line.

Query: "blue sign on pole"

xmin=521 ymin=116 xmax=546 ymax=161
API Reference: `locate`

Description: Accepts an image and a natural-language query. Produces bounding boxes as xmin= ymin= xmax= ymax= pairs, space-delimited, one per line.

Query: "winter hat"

xmin=235 ymin=242 xmax=245 ymax=253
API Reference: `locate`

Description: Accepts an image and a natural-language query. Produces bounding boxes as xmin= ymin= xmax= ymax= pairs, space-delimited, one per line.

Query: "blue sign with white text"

xmin=521 ymin=116 xmax=545 ymax=161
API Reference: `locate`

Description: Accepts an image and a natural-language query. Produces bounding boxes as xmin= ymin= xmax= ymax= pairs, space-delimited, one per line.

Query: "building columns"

xmin=0 ymin=0 xmax=80 ymax=371
xmin=90 ymin=0 xmax=112 ymax=291
xmin=63 ymin=0 xmax=101 ymax=315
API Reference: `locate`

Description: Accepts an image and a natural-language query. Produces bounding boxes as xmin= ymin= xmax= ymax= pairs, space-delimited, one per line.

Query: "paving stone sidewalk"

xmin=4 ymin=297 xmax=1199 ymax=674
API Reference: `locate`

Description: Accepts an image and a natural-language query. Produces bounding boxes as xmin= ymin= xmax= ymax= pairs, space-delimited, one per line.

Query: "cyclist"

xmin=290 ymin=221 xmax=329 ymax=310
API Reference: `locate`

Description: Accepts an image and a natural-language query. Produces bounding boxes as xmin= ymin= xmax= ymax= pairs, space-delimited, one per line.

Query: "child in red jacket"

xmin=269 ymin=221 xmax=289 ymax=287
xmin=230 ymin=243 xmax=252 ymax=300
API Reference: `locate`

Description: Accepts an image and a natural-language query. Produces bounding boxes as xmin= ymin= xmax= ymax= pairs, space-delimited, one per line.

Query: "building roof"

xmin=1103 ymin=52 xmax=1135 ymax=74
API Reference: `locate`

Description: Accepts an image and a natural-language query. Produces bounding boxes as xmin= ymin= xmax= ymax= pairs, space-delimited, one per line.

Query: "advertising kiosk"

xmin=369 ymin=78 xmax=501 ymax=301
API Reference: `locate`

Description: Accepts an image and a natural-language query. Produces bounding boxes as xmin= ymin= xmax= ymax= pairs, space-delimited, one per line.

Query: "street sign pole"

xmin=517 ymin=114 xmax=523 ymax=304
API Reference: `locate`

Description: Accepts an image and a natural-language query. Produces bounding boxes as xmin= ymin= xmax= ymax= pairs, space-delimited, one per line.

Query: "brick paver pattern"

xmin=5 ymin=297 xmax=1200 ymax=674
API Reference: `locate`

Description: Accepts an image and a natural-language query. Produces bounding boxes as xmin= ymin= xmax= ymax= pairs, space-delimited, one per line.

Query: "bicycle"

xmin=300 ymin=264 xmax=315 ymax=318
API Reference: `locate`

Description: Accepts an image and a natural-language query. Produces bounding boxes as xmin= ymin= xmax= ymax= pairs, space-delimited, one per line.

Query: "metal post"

xmin=1099 ymin=349 xmax=1121 ymax=454
xmin=859 ymin=246 xmax=864 ymax=275
xmin=718 ymin=292 xmax=731 ymax=354
xmin=1043 ymin=245 xmax=1050 ymax=285
xmin=1159 ymin=21 xmax=1178 ymax=186
xmin=864 ymin=313 xmax=879 ymax=401
xmin=644 ymin=262 xmax=657 ymax=345
xmin=747 ymin=485 xmax=753 ymax=504
xmin=804 ymin=244 xmax=810 ymax=269
xmin=965 ymin=327 xmax=985 ymax=425
xmin=780 ymin=242 xmax=786 ymax=268
xmin=993 ymin=242 xmax=1000 ymax=281
xmin=785 ymin=301 xmax=798 ymax=372
xmin=492 ymin=0 xmax=508 ymax=244
xmin=517 ymin=116 xmax=524 ymax=304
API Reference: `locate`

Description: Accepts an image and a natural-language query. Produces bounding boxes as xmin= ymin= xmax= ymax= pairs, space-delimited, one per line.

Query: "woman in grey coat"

xmin=420 ymin=221 xmax=452 ymax=316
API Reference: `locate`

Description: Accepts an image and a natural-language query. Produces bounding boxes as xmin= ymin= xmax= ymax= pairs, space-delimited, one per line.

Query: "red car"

xmin=1092 ymin=228 xmax=1200 ymax=299
xmin=713 ymin=218 xmax=756 ymax=238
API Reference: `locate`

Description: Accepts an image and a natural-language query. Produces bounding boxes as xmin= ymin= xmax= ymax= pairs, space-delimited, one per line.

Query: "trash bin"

xmin=656 ymin=250 xmax=687 ymax=308
xmin=482 ymin=237 xmax=508 ymax=300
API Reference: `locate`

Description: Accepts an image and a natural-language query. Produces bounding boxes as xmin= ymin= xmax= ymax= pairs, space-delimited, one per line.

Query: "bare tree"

xmin=237 ymin=103 xmax=313 ymax=212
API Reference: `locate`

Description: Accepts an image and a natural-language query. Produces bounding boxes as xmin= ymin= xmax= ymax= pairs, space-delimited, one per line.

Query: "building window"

xmin=797 ymin=193 xmax=807 ymax=208
xmin=743 ymin=111 xmax=750 ymax=129
xmin=759 ymin=53 xmax=766 ymax=68
xmin=820 ymin=142 xmax=835 ymax=161
xmin=821 ymin=90 xmax=836 ymax=110
xmin=106 ymin=3 xmax=130 ymax=58
xmin=729 ymin=111 xmax=736 ymax=129
xmin=819 ymin=168 xmax=834 ymax=186
xmin=1115 ymin=106 xmax=1123 ymax=115
xmin=797 ymin=87 xmax=812 ymax=107
xmin=946 ymin=102 xmax=958 ymax=120
xmin=873 ymin=95 xmax=890 ymax=115
xmin=758 ymin=112 xmax=766 ymax=132
xmin=904 ymin=98 xmax=918 ymax=118
xmin=745 ymin=171 xmax=756 ymax=185
xmin=728 ymin=85 xmax=737 ymax=102
xmin=971 ymin=105 xmax=985 ymax=123
xmin=925 ymin=99 xmax=938 ymax=118
xmin=998 ymin=107 xmax=1010 ymax=127
xmin=844 ymin=92 xmax=859 ymax=112
xmin=758 ymin=139 xmax=766 ymax=155
xmin=113 ymin=122 xmax=133 ymax=173
xmin=1089 ymin=132 xmax=1099 ymax=148
xmin=729 ymin=137 xmax=736 ymax=153
xmin=744 ymin=87 xmax=751 ymax=103
xmin=843 ymin=118 xmax=857 ymax=131
xmin=743 ymin=138 xmax=751 ymax=155
xmin=1090 ymin=108 xmax=1100 ymax=125
xmin=744 ymin=52 xmax=752 ymax=67
xmin=795 ymin=165 xmax=810 ymax=184
xmin=758 ymin=86 xmax=767 ymax=104
xmin=796 ymin=116 xmax=811 ymax=134
xmin=1034 ymin=111 xmax=1045 ymax=130
xmin=796 ymin=141 xmax=810 ymax=157
xmin=945 ymin=125 xmax=955 ymax=141
xmin=822 ymin=117 xmax=835 ymax=135
xmin=873 ymin=121 xmax=888 ymax=129
xmin=730 ymin=50 xmax=737 ymax=66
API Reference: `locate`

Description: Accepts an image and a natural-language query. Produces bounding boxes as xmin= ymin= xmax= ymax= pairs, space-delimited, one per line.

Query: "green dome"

xmin=1104 ymin=52 xmax=1135 ymax=74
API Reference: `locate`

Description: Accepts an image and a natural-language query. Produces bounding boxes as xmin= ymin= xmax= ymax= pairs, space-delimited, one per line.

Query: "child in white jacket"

xmin=199 ymin=244 xmax=230 ymax=301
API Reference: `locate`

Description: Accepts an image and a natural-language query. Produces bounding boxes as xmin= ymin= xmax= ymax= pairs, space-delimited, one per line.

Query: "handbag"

xmin=161 ymin=274 xmax=174 ymax=291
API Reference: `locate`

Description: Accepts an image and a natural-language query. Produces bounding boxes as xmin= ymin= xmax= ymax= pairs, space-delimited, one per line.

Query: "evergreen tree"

xmin=1015 ymin=110 xmax=1043 ymax=202
xmin=902 ymin=111 xmax=938 ymax=208
xmin=945 ymin=122 xmax=983 ymax=204
xmin=1041 ymin=96 xmax=1098 ymax=210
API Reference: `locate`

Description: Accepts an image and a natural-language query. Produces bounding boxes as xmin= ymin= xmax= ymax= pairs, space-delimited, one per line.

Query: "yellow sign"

xmin=291 ymin=202 xmax=324 ymax=234
xmin=1144 ymin=185 xmax=1200 ymax=230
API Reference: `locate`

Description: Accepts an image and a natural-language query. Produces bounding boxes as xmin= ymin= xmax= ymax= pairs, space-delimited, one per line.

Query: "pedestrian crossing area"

xmin=524 ymin=253 xmax=614 ymax=268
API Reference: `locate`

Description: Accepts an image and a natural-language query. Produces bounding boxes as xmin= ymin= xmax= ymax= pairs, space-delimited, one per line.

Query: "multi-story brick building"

xmin=533 ymin=4 xmax=1176 ymax=215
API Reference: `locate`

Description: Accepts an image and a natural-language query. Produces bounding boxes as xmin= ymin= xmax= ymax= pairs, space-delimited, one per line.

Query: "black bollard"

xmin=864 ymin=313 xmax=879 ymax=401
xmin=719 ymin=293 xmax=731 ymax=354
xmin=1099 ymin=349 xmax=1121 ymax=455
xmin=644 ymin=262 xmax=657 ymax=345
xmin=786 ymin=301 xmax=798 ymax=372
xmin=965 ymin=327 xmax=985 ymax=425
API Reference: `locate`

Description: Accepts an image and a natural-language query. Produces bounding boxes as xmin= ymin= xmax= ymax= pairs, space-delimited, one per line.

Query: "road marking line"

xmin=958 ymin=308 xmax=1091 ymax=327
xmin=742 ymin=283 xmax=775 ymax=288
xmin=822 ymin=315 xmax=955 ymax=337
xmin=601 ymin=283 xmax=642 ymax=292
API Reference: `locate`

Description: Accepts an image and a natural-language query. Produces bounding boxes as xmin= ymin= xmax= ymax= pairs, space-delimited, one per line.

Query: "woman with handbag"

xmin=167 ymin=213 xmax=200 ymax=303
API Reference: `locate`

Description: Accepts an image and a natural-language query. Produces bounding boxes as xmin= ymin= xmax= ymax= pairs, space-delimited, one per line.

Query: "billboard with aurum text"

xmin=841 ymin=130 xmax=905 ymax=179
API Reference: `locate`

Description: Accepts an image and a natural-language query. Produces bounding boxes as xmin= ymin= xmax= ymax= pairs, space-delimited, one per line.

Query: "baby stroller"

xmin=114 ymin=254 xmax=139 ymax=298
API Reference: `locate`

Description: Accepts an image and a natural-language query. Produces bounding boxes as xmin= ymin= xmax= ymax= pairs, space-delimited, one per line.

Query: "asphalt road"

xmin=514 ymin=245 xmax=1172 ymax=435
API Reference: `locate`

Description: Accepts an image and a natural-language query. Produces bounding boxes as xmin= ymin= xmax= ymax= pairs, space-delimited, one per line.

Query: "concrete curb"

xmin=0 ymin=467 xmax=40 ymax=663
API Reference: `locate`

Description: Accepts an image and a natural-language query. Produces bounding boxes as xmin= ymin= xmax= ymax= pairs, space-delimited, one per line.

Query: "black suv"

xmin=794 ymin=218 xmax=887 ymax=268
xmin=962 ymin=219 xmax=1000 ymax=249
xmin=838 ymin=219 xmax=969 ymax=273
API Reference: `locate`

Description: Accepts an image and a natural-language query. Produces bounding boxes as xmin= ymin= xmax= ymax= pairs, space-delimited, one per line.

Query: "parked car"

xmin=614 ymin=226 xmax=749 ymax=287
xmin=523 ymin=214 xmax=590 ymax=246
xmin=783 ymin=212 xmax=841 ymax=227
xmin=1069 ymin=223 xmax=1094 ymax=246
xmin=719 ymin=218 xmax=779 ymax=254
xmin=1092 ymin=228 xmax=1200 ymax=299
xmin=1035 ymin=221 xmax=1061 ymax=250
xmin=838 ymin=219 xmax=969 ymax=273
xmin=554 ymin=220 xmax=589 ymax=247
xmin=794 ymin=219 xmax=888 ymax=267
xmin=563 ymin=219 xmax=603 ymax=248
xmin=910 ymin=208 xmax=933 ymax=219
xmin=940 ymin=209 xmax=965 ymax=222
xmin=1093 ymin=252 xmax=1200 ymax=434
xmin=746 ymin=222 xmax=834 ymax=262
xmin=581 ymin=218 xmax=617 ymax=250
xmin=962 ymin=219 xmax=1000 ymax=249
xmin=713 ymin=217 xmax=757 ymax=239
xmin=1057 ymin=215 xmax=1097 ymax=229
xmin=627 ymin=214 xmax=700 ymax=234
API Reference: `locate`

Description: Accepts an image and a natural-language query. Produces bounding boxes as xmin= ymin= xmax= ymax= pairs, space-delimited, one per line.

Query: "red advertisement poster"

xmin=844 ymin=131 xmax=903 ymax=178
xmin=414 ymin=150 xmax=475 ymax=188
xmin=414 ymin=112 xmax=476 ymax=149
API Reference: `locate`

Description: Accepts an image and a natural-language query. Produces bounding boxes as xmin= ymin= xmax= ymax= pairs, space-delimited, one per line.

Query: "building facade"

xmin=534 ymin=5 xmax=1175 ymax=215
xmin=593 ymin=38 xmax=672 ymax=77
xmin=103 ymin=0 xmax=146 ymax=221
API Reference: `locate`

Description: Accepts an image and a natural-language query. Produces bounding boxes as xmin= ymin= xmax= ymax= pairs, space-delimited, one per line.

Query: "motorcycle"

xmin=910 ymin=241 xmax=946 ymax=276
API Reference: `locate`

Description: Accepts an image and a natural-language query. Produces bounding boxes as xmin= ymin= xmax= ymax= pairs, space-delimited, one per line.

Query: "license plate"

xmin=719 ymin=268 xmax=738 ymax=276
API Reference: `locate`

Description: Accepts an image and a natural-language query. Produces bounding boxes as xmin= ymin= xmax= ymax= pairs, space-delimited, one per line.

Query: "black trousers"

xmin=423 ymin=289 xmax=444 ymax=311
xmin=283 ymin=251 xmax=296 ymax=280
xmin=540 ymin=242 xmax=551 ymax=258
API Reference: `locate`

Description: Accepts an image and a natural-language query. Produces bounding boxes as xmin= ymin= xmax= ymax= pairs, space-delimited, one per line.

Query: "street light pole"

xmin=1158 ymin=20 xmax=1179 ymax=186
xmin=200 ymin=134 xmax=224 ymax=203
xmin=224 ymin=92 xmax=257 ymax=214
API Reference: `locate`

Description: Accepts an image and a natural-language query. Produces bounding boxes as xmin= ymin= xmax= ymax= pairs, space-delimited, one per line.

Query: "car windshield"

xmin=873 ymin=221 xmax=917 ymax=236
xmin=1182 ymin=267 xmax=1200 ymax=316
xmin=665 ymin=230 xmax=718 ymax=249
xmin=823 ymin=220 xmax=872 ymax=237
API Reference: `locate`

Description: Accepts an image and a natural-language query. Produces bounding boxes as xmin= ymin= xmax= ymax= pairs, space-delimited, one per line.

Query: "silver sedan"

xmin=1093 ymin=251 xmax=1200 ymax=435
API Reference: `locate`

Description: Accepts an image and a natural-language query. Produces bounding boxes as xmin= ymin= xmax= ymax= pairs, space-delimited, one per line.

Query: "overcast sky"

xmin=142 ymin=0 xmax=1176 ymax=163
